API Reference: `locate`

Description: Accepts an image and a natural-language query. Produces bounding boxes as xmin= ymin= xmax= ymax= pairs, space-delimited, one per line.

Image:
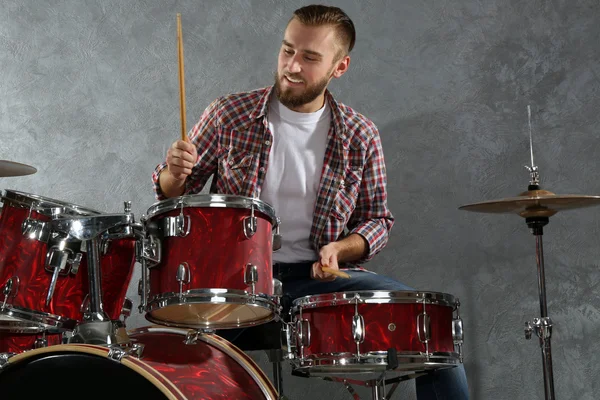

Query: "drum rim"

xmin=145 ymin=289 xmax=279 ymax=329
xmin=291 ymin=290 xmax=457 ymax=311
xmin=145 ymin=194 xmax=277 ymax=224
xmin=1 ymin=189 xmax=102 ymax=217
xmin=0 ymin=306 xmax=77 ymax=332
xmin=128 ymin=326 xmax=278 ymax=399
xmin=291 ymin=350 xmax=461 ymax=374
xmin=0 ymin=343 xmax=185 ymax=400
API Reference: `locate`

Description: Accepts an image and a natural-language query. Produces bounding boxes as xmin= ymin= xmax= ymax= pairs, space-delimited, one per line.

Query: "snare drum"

xmin=0 ymin=326 xmax=278 ymax=399
xmin=0 ymin=190 xmax=136 ymax=332
xmin=143 ymin=194 xmax=279 ymax=329
xmin=288 ymin=291 xmax=464 ymax=376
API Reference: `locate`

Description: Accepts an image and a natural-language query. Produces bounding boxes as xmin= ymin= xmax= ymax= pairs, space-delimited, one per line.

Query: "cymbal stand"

xmin=523 ymin=213 xmax=555 ymax=400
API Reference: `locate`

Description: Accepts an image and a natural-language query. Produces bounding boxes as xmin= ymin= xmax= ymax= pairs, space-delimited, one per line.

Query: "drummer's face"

xmin=275 ymin=18 xmax=349 ymax=113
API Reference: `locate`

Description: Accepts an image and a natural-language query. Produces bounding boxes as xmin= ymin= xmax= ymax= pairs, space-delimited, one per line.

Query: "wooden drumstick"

xmin=322 ymin=266 xmax=351 ymax=279
xmin=177 ymin=13 xmax=187 ymax=141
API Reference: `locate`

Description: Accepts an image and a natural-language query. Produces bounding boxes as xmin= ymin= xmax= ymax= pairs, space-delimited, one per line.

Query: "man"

xmin=153 ymin=5 xmax=468 ymax=399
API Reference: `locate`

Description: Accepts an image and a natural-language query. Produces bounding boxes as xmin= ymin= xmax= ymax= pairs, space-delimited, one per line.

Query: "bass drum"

xmin=0 ymin=326 xmax=278 ymax=399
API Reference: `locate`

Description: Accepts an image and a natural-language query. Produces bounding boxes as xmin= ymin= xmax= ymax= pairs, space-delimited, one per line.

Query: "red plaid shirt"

xmin=153 ymin=86 xmax=394 ymax=261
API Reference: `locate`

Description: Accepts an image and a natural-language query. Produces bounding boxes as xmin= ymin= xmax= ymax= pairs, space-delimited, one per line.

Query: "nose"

xmin=287 ymin=54 xmax=302 ymax=73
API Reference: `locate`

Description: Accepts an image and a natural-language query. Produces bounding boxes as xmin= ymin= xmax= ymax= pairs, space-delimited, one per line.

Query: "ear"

xmin=331 ymin=55 xmax=350 ymax=79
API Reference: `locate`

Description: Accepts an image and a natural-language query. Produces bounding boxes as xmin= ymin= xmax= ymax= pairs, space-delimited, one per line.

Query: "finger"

xmin=170 ymin=148 xmax=196 ymax=164
xmin=312 ymin=262 xmax=324 ymax=280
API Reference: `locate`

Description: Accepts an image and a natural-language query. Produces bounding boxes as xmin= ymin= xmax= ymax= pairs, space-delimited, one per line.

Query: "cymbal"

xmin=459 ymin=189 xmax=600 ymax=218
xmin=0 ymin=160 xmax=37 ymax=177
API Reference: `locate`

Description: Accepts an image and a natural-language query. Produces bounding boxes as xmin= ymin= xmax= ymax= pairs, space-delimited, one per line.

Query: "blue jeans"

xmin=275 ymin=262 xmax=469 ymax=400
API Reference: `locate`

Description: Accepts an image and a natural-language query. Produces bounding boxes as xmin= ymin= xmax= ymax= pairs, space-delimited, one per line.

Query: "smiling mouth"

xmin=284 ymin=75 xmax=304 ymax=85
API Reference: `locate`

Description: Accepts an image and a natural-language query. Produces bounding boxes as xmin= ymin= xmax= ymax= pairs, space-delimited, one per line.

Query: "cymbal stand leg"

xmin=524 ymin=217 xmax=556 ymax=400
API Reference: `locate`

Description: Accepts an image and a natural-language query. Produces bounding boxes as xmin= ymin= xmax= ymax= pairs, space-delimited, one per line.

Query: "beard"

xmin=274 ymin=70 xmax=331 ymax=110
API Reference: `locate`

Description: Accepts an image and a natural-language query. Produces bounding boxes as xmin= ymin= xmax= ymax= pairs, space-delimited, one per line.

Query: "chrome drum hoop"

xmin=145 ymin=289 xmax=280 ymax=329
xmin=145 ymin=194 xmax=277 ymax=225
xmin=291 ymin=290 xmax=457 ymax=314
xmin=0 ymin=306 xmax=77 ymax=333
xmin=292 ymin=351 xmax=462 ymax=375
xmin=1 ymin=190 xmax=102 ymax=217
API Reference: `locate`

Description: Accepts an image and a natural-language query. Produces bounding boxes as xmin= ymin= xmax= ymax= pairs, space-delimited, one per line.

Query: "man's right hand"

xmin=166 ymin=139 xmax=197 ymax=181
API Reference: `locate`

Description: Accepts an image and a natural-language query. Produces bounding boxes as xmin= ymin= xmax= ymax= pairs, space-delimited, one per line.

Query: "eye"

xmin=283 ymin=48 xmax=294 ymax=55
xmin=304 ymin=56 xmax=317 ymax=62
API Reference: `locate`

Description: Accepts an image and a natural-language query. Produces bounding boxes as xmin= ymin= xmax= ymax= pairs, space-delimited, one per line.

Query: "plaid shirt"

xmin=152 ymin=86 xmax=394 ymax=261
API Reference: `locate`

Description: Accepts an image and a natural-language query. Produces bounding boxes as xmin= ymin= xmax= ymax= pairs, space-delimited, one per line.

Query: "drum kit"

xmin=0 ymin=159 xmax=465 ymax=399
xmin=1 ymin=105 xmax=598 ymax=400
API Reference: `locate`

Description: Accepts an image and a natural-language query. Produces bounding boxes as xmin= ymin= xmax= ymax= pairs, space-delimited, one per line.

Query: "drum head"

xmin=0 ymin=352 xmax=168 ymax=399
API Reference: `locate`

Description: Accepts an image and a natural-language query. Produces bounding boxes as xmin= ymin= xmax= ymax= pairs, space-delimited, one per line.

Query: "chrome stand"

xmin=323 ymin=371 xmax=429 ymax=400
xmin=524 ymin=216 xmax=556 ymax=400
xmin=52 ymin=208 xmax=135 ymax=345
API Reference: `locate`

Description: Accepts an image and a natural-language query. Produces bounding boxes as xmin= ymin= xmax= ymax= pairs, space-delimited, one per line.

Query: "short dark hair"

xmin=291 ymin=5 xmax=356 ymax=55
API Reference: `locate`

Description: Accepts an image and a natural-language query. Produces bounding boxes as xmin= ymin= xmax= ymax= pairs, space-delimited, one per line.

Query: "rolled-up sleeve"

xmin=348 ymin=132 xmax=394 ymax=261
xmin=152 ymin=99 xmax=222 ymax=200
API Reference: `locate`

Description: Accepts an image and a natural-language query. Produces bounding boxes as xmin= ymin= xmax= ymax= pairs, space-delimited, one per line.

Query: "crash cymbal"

xmin=459 ymin=189 xmax=600 ymax=218
xmin=0 ymin=160 xmax=37 ymax=177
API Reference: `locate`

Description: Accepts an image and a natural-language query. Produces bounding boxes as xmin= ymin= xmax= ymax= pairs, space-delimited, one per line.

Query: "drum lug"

xmin=243 ymin=204 xmax=257 ymax=239
xmin=352 ymin=294 xmax=365 ymax=356
xmin=176 ymin=263 xmax=191 ymax=298
xmin=34 ymin=336 xmax=48 ymax=349
xmin=272 ymin=217 xmax=282 ymax=251
xmin=273 ymin=278 xmax=283 ymax=297
xmin=45 ymin=243 xmax=79 ymax=305
xmin=1 ymin=277 xmax=19 ymax=309
xmin=107 ymin=342 xmax=145 ymax=362
xmin=417 ymin=304 xmax=431 ymax=358
xmin=21 ymin=217 xmax=51 ymax=243
xmin=184 ymin=330 xmax=199 ymax=345
xmin=295 ymin=319 xmax=311 ymax=349
xmin=244 ymin=264 xmax=258 ymax=294
xmin=453 ymin=298 xmax=464 ymax=362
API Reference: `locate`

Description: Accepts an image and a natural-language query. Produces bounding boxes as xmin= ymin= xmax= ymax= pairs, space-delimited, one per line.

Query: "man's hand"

xmin=311 ymin=242 xmax=340 ymax=281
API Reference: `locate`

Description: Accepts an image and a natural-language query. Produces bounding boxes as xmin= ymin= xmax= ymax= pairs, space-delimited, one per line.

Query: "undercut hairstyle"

xmin=291 ymin=4 xmax=356 ymax=57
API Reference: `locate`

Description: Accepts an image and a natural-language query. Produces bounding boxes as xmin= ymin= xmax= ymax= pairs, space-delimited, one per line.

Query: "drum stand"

xmin=52 ymin=210 xmax=135 ymax=345
xmin=323 ymin=370 xmax=429 ymax=400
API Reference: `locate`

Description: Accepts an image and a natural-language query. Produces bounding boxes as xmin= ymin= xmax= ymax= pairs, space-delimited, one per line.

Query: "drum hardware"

xmin=273 ymin=217 xmax=282 ymax=251
xmin=0 ymin=160 xmax=36 ymax=177
xmin=416 ymin=299 xmax=431 ymax=358
xmin=176 ymin=262 xmax=191 ymax=299
xmin=243 ymin=203 xmax=258 ymax=239
xmin=106 ymin=342 xmax=145 ymax=362
xmin=0 ymin=277 xmax=19 ymax=310
xmin=51 ymin=212 xmax=135 ymax=345
xmin=21 ymin=212 xmax=51 ymax=242
xmin=322 ymin=370 xmax=430 ymax=400
xmin=44 ymin=241 xmax=83 ymax=306
xmin=162 ymin=200 xmax=191 ymax=237
xmin=0 ymin=353 xmax=13 ymax=370
xmin=120 ymin=298 xmax=133 ymax=324
xmin=452 ymin=299 xmax=464 ymax=362
xmin=135 ymin=215 xmax=160 ymax=313
xmin=459 ymin=106 xmax=600 ymax=400
xmin=33 ymin=335 xmax=47 ymax=349
xmin=352 ymin=294 xmax=365 ymax=356
xmin=244 ymin=263 xmax=259 ymax=294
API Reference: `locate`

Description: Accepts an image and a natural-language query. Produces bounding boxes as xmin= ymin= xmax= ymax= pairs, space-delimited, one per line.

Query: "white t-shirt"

xmin=260 ymin=96 xmax=331 ymax=263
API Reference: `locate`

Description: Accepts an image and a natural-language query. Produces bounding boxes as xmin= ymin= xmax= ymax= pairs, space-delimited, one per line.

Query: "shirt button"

xmin=229 ymin=160 xmax=234 ymax=165
xmin=265 ymin=140 xmax=271 ymax=146
xmin=260 ymin=167 xmax=265 ymax=172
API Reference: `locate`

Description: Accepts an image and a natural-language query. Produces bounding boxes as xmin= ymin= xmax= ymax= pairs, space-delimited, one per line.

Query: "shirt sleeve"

xmin=347 ymin=132 xmax=395 ymax=261
xmin=152 ymin=98 xmax=222 ymax=200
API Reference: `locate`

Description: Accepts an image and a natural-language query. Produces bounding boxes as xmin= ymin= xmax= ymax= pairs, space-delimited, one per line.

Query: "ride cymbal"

xmin=459 ymin=189 xmax=600 ymax=218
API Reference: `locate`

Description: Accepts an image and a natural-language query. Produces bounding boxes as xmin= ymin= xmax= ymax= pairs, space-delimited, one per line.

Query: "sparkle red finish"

xmin=295 ymin=301 xmax=455 ymax=357
xmin=0 ymin=332 xmax=63 ymax=353
xmin=0 ymin=203 xmax=136 ymax=327
xmin=126 ymin=328 xmax=278 ymax=399
xmin=148 ymin=206 xmax=274 ymax=299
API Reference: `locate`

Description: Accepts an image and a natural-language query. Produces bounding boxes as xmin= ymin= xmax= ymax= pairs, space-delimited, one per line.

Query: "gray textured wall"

xmin=2 ymin=0 xmax=600 ymax=399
